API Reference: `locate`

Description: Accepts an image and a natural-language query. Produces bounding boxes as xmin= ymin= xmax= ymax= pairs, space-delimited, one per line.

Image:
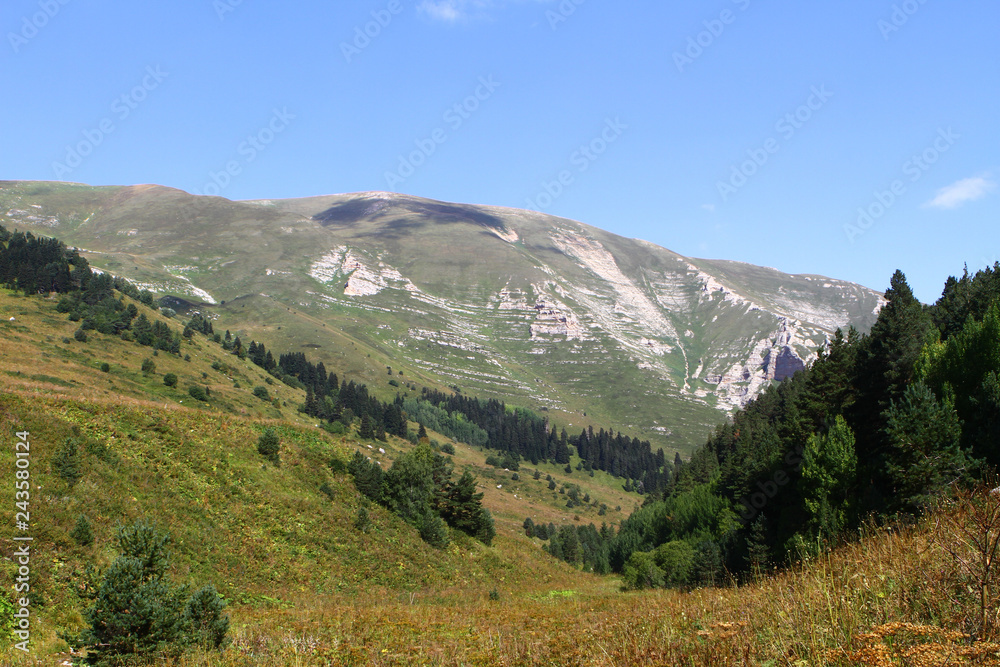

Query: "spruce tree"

xmin=257 ymin=428 xmax=281 ymax=465
xmin=71 ymin=514 xmax=94 ymax=546
xmin=884 ymin=382 xmax=967 ymax=510
xmin=52 ymin=437 xmax=82 ymax=487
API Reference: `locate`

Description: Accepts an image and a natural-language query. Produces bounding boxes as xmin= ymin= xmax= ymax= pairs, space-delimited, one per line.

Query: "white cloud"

xmin=418 ymin=0 xmax=550 ymax=23
xmin=923 ymin=175 xmax=996 ymax=210
xmin=419 ymin=1 xmax=464 ymax=22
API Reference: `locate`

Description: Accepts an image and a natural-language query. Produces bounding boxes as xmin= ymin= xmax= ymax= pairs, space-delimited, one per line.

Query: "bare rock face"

xmin=2 ymin=184 xmax=885 ymax=450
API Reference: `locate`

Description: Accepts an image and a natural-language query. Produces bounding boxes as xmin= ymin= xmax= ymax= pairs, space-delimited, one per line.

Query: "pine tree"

xmin=257 ymin=428 xmax=281 ymax=465
xmin=884 ymin=382 xmax=967 ymax=510
xmin=71 ymin=514 xmax=94 ymax=546
xmin=359 ymin=414 xmax=376 ymax=440
xmin=52 ymin=437 xmax=82 ymax=487
xmin=182 ymin=585 xmax=230 ymax=650
xmin=82 ymin=521 xmax=189 ymax=663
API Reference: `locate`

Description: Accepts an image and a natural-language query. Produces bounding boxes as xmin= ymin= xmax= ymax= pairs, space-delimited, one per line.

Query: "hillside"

xmin=2 ymin=243 xmax=999 ymax=666
xmin=0 ymin=180 xmax=885 ymax=454
xmin=0 ymin=285 xmax=640 ymax=659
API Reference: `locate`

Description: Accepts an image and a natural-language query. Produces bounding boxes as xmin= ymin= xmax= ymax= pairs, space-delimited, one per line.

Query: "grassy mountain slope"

xmin=0 ymin=181 xmax=885 ymax=455
xmin=2 ymin=290 xmax=996 ymax=665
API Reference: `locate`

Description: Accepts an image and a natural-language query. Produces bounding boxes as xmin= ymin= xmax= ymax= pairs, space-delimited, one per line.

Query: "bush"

xmin=188 ymin=385 xmax=208 ymax=402
xmin=71 ymin=514 xmax=94 ymax=546
xmin=120 ymin=330 xmax=134 ymax=342
xmin=182 ymin=585 xmax=230 ymax=650
xmin=319 ymin=482 xmax=335 ymax=500
xmin=163 ymin=373 xmax=178 ymax=387
xmin=74 ymin=328 xmax=88 ymax=342
xmin=353 ymin=507 xmax=371 ymax=533
xmin=52 ymin=437 xmax=82 ymax=487
xmin=252 ymin=386 xmax=270 ymax=401
xmin=100 ymin=362 xmax=110 ymax=373
xmin=321 ymin=421 xmax=347 ymax=436
xmin=81 ymin=521 xmax=229 ymax=663
xmin=257 ymin=428 xmax=280 ymax=464
xmin=160 ymin=307 xmax=177 ymax=319
xmin=440 ymin=442 xmax=455 ymax=455
xmin=142 ymin=358 xmax=156 ymax=374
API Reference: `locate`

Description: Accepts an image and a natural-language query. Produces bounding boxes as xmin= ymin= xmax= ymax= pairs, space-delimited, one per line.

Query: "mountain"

xmin=0 ymin=180 xmax=884 ymax=452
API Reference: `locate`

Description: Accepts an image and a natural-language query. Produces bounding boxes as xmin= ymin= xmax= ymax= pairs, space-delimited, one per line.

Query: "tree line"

xmin=546 ymin=264 xmax=1000 ymax=589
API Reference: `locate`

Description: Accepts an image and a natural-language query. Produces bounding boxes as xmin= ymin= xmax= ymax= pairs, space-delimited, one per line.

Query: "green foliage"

xmin=141 ymin=357 xmax=156 ymax=374
xmin=81 ymin=520 xmax=228 ymax=664
xmin=252 ymin=385 xmax=270 ymax=401
xmin=163 ymin=373 xmax=178 ymax=387
xmin=100 ymin=362 xmax=110 ymax=373
xmin=621 ymin=550 xmax=665 ymax=591
xmin=919 ymin=302 xmax=1000 ymax=465
xmin=257 ymin=428 xmax=281 ymax=465
xmin=884 ymin=382 xmax=967 ymax=510
xmin=440 ymin=442 xmax=455 ymax=455
xmin=319 ymin=482 xmax=335 ymax=500
xmin=799 ymin=416 xmax=857 ymax=541
xmin=52 ymin=437 xmax=82 ymax=487
xmin=401 ymin=397 xmax=489 ymax=447
xmin=348 ymin=444 xmax=493 ymax=547
xmin=182 ymin=585 xmax=230 ymax=650
xmin=74 ymin=327 xmax=88 ymax=342
xmin=71 ymin=514 xmax=94 ymax=547
xmin=353 ymin=506 xmax=372 ymax=533
xmin=188 ymin=385 xmax=208 ymax=402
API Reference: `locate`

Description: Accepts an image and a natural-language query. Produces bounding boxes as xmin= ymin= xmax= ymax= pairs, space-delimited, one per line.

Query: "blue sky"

xmin=2 ymin=0 xmax=997 ymax=303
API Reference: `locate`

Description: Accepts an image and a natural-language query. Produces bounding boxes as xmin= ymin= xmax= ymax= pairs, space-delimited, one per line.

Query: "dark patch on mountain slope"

xmin=313 ymin=198 xmax=507 ymax=234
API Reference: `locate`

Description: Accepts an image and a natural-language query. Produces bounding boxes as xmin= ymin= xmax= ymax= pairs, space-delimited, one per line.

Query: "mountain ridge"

xmin=0 ymin=180 xmax=884 ymax=452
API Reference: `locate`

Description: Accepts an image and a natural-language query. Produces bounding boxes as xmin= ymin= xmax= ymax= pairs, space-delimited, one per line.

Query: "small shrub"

xmin=323 ymin=421 xmax=347 ymax=435
xmin=319 ymin=482 xmax=336 ymax=500
xmin=52 ymin=438 xmax=82 ymax=487
xmin=141 ymin=358 xmax=156 ymax=374
xmin=163 ymin=373 xmax=178 ymax=387
xmin=62 ymin=337 xmax=72 ymax=344
xmin=100 ymin=362 xmax=110 ymax=373
xmin=440 ymin=442 xmax=455 ymax=455
xmin=71 ymin=514 xmax=94 ymax=546
xmin=188 ymin=385 xmax=208 ymax=402
xmin=353 ymin=507 xmax=371 ymax=533
xmin=252 ymin=386 xmax=270 ymax=401
xmin=74 ymin=328 xmax=88 ymax=342
xmin=257 ymin=428 xmax=280 ymax=465
xmin=120 ymin=330 xmax=134 ymax=342
xmin=184 ymin=354 xmax=191 ymax=362
xmin=160 ymin=307 xmax=176 ymax=318
xmin=489 ymin=589 xmax=500 ymax=601
xmin=511 ymin=473 xmax=520 ymax=481
xmin=182 ymin=585 xmax=230 ymax=650
xmin=211 ymin=361 xmax=222 ymax=371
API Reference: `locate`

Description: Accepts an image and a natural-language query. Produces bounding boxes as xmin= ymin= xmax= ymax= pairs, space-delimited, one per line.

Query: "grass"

xmin=2 ymin=287 xmax=993 ymax=666
xmin=1 ymin=180 xmax=886 ymax=456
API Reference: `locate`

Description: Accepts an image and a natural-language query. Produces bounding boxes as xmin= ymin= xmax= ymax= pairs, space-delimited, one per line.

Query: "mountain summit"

xmin=0 ymin=181 xmax=883 ymax=450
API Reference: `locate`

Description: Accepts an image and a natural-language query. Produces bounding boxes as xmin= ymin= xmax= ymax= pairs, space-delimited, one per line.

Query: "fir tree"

xmin=257 ymin=428 xmax=281 ymax=465
xmin=884 ymin=382 xmax=967 ymax=510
